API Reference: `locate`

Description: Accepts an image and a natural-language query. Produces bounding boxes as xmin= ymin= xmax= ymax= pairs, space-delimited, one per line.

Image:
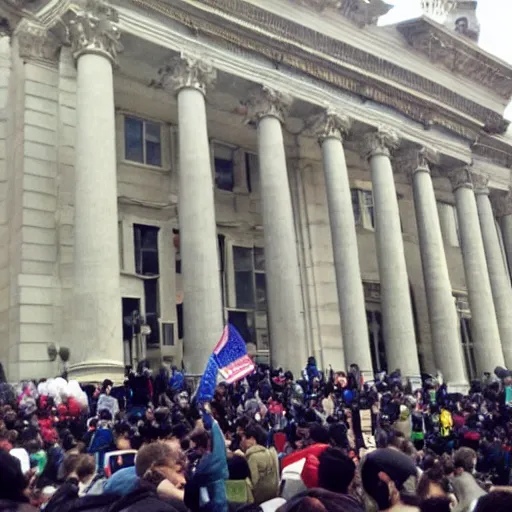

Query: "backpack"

xmin=440 ymin=409 xmax=453 ymax=437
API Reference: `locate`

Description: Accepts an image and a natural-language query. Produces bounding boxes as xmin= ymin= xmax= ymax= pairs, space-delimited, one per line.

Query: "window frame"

xmin=351 ymin=187 xmax=375 ymax=231
xmin=225 ymin=239 xmax=269 ymax=351
xmin=119 ymin=112 xmax=171 ymax=171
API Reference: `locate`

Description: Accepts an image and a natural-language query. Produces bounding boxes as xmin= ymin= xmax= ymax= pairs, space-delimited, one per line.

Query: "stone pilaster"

xmin=361 ymin=129 xmax=421 ymax=381
xmin=316 ymin=110 xmax=372 ymax=377
xmin=160 ymin=56 xmax=223 ymax=375
xmin=448 ymin=168 xmax=505 ymax=374
xmin=400 ymin=148 xmax=467 ymax=390
xmin=67 ymin=1 xmax=125 ymax=382
xmin=474 ymin=175 xmax=512 ymax=368
xmin=248 ymin=86 xmax=307 ymax=376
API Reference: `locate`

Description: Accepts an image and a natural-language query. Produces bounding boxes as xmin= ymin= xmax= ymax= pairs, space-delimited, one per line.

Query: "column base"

xmin=67 ymin=360 xmax=126 ymax=385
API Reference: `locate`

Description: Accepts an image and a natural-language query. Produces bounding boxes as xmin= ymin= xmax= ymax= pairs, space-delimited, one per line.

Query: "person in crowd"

xmin=241 ymin=423 xmax=279 ymax=505
xmin=361 ymin=448 xmax=421 ymax=512
xmin=0 ymin=450 xmax=38 ymax=512
xmin=451 ymin=448 xmax=487 ymax=512
xmin=473 ymin=491 xmax=512 ymax=512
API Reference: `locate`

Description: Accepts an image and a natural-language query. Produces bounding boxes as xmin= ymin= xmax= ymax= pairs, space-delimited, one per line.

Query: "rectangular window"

xmin=351 ymin=188 xmax=374 ymax=229
xmin=124 ymin=116 xmax=162 ymax=167
xmin=214 ymin=143 xmax=235 ymax=191
xmin=230 ymin=245 xmax=268 ymax=350
xmin=162 ymin=323 xmax=175 ymax=346
xmin=233 ymin=246 xmax=255 ymax=309
xmin=144 ymin=278 xmax=160 ymax=346
xmin=134 ymin=224 xmax=160 ymax=276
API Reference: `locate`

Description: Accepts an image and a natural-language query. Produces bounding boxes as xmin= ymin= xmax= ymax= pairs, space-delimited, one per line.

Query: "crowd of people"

xmin=1 ymin=358 xmax=512 ymax=512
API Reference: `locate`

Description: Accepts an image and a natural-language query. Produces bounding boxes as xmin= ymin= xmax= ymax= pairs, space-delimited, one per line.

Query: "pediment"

xmin=397 ymin=16 xmax=512 ymax=99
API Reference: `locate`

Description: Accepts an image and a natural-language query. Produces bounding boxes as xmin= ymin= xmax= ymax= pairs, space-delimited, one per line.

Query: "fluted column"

xmin=158 ymin=57 xmax=223 ymax=375
xmin=449 ymin=169 xmax=505 ymax=374
xmin=362 ymin=129 xmax=421 ymax=380
xmin=316 ymin=111 xmax=371 ymax=378
xmin=247 ymin=87 xmax=306 ymax=376
xmin=494 ymin=191 xmax=512 ymax=280
xmin=401 ymin=149 xmax=467 ymax=389
xmin=475 ymin=177 xmax=512 ymax=368
xmin=67 ymin=3 xmax=125 ymax=381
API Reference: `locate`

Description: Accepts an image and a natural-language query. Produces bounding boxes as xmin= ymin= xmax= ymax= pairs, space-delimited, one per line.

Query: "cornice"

xmin=289 ymin=0 xmax=392 ymax=27
xmin=127 ymin=0 xmax=504 ymax=138
xmin=397 ymin=17 xmax=512 ymax=100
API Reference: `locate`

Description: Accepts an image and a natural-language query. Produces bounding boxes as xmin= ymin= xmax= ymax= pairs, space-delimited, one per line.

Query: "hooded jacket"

xmin=451 ymin=472 xmax=486 ymax=512
xmin=245 ymin=444 xmax=279 ymax=504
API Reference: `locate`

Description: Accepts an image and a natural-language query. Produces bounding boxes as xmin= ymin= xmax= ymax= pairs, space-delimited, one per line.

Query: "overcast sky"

xmin=380 ymin=0 xmax=512 ymax=119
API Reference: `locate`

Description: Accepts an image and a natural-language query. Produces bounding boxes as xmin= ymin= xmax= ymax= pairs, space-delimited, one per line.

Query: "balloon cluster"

xmin=15 ymin=378 xmax=89 ymax=419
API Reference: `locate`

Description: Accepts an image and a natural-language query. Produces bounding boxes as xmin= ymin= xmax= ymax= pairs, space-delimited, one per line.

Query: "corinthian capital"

xmin=472 ymin=173 xmax=490 ymax=195
xmin=153 ymin=55 xmax=216 ymax=96
xmin=15 ymin=19 xmax=60 ymax=63
xmin=361 ymin=127 xmax=400 ymax=160
xmin=247 ymin=86 xmax=293 ymax=124
xmin=448 ymin=167 xmax=473 ymax=192
xmin=68 ymin=0 xmax=123 ymax=64
xmin=393 ymin=147 xmax=439 ymax=177
xmin=491 ymin=190 xmax=512 ymax=218
xmin=315 ymin=110 xmax=351 ymax=144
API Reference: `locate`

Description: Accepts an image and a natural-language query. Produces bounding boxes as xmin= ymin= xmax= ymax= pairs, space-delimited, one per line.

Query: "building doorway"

xmin=122 ymin=297 xmax=141 ymax=367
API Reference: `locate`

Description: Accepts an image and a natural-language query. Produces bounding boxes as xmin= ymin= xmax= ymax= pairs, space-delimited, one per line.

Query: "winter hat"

xmin=361 ymin=448 xmax=418 ymax=509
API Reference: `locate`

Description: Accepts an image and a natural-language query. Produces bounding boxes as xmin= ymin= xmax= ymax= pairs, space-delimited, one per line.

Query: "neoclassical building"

xmin=1 ymin=0 xmax=512 ymax=389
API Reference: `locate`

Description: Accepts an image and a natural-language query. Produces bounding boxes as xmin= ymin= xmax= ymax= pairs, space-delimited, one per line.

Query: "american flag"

xmin=212 ymin=324 xmax=255 ymax=384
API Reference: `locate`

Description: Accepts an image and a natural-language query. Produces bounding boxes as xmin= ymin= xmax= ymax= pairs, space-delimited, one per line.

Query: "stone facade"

xmin=0 ymin=0 xmax=512 ymax=387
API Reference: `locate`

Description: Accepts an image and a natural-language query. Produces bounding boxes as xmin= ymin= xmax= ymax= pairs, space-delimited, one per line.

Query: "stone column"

xmin=449 ymin=168 xmax=505 ymax=374
xmin=362 ymin=129 xmax=421 ymax=380
xmin=66 ymin=4 xmax=125 ymax=382
xmin=475 ymin=176 xmax=512 ymax=368
xmin=494 ymin=191 xmax=512 ymax=279
xmin=316 ymin=111 xmax=371 ymax=378
xmin=402 ymin=149 xmax=467 ymax=389
xmin=248 ymin=87 xmax=307 ymax=377
xmin=158 ymin=57 xmax=223 ymax=375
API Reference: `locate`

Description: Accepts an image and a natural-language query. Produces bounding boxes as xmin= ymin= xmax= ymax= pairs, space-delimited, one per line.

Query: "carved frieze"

xmin=132 ymin=0 xmax=505 ymax=136
xmin=448 ymin=167 xmax=473 ymax=192
xmin=361 ymin=127 xmax=400 ymax=160
xmin=246 ymin=86 xmax=292 ymax=124
xmin=68 ymin=0 xmax=123 ymax=64
xmin=152 ymin=55 xmax=216 ymax=95
xmin=397 ymin=17 xmax=512 ymax=99
xmin=315 ymin=109 xmax=352 ymax=144
xmin=15 ymin=18 xmax=60 ymax=63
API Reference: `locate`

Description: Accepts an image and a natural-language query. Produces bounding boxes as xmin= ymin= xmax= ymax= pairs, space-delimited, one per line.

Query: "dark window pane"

xmin=351 ymin=189 xmax=361 ymax=225
xmin=215 ymin=158 xmax=234 ymax=191
xmin=233 ymin=247 xmax=253 ymax=271
xmin=246 ymin=153 xmax=260 ymax=194
xmin=255 ymin=273 xmax=267 ymax=311
xmin=125 ymin=117 xmax=143 ymax=163
xmin=228 ymin=311 xmax=254 ymax=344
xmin=162 ymin=323 xmax=174 ymax=346
xmin=134 ymin=224 xmax=159 ymax=275
xmin=235 ymin=271 xmax=255 ymax=309
xmin=145 ymin=121 xmax=162 ymax=166
xmin=254 ymin=247 xmax=265 ymax=271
